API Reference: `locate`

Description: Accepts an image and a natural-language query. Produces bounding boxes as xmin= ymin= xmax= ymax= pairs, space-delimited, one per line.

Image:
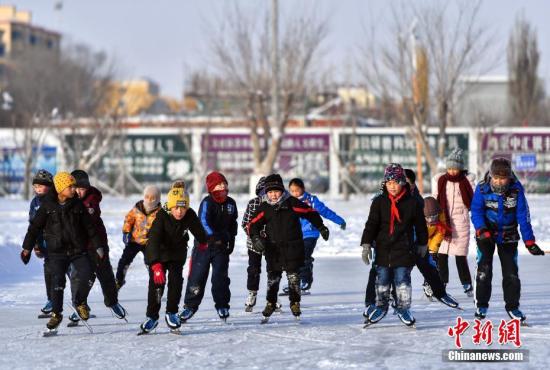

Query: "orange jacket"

xmin=427 ymin=212 xmax=449 ymax=254
xmin=122 ymin=200 xmax=161 ymax=246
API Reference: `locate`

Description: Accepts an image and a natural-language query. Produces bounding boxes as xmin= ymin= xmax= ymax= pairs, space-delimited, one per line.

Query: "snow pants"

xmin=116 ymin=242 xmax=146 ymax=285
xmin=146 ymin=261 xmax=184 ymax=320
xmin=437 ymin=253 xmax=472 ymax=286
xmin=247 ymin=249 xmax=262 ymax=291
xmin=299 ymin=237 xmax=318 ymax=287
xmin=184 ymin=245 xmax=230 ymax=310
xmin=266 ymin=270 xmax=300 ymax=304
xmin=50 ymin=253 xmax=92 ymax=314
xmin=475 ymin=240 xmax=520 ymax=311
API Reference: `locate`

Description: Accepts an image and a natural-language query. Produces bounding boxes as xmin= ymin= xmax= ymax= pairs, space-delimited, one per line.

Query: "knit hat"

xmin=264 ymin=174 xmax=285 ymax=193
xmin=206 ymin=171 xmax=228 ymax=193
xmin=446 ymin=148 xmax=465 ymax=170
xmin=32 ymin=169 xmax=53 ymax=186
xmin=383 ymin=163 xmax=406 ymax=185
xmin=170 ymin=180 xmax=185 ymax=190
xmin=166 ymin=187 xmax=190 ymax=210
xmin=71 ymin=169 xmax=91 ymax=188
xmin=255 ymin=176 xmax=267 ymax=196
xmin=423 ymin=196 xmax=441 ymax=217
xmin=53 ymin=172 xmax=76 ymax=193
xmin=490 ymin=157 xmax=512 ymax=178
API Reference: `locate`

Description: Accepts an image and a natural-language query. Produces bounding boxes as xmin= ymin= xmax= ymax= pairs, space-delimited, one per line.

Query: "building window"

xmin=29 ymin=34 xmax=37 ymax=45
xmin=11 ymin=30 xmax=22 ymax=41
xmin=0 ymin=44 xmax=4 ymax=56
xmin=47 ymin=39 xmax=54 ymax=49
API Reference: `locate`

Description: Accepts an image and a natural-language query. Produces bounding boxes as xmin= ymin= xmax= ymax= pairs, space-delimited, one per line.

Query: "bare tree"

xmin=53 ymin=43 xmax=123 ymax=174
xmin=507 ymin=12 xmax=544 ymax=126
xmin=3 ymin=48 xmax=64 ymax=199
xmin=359 ymin=0 xmax=499 ymax=178
xmin=207 ymin=2 xmax=328 ymax=176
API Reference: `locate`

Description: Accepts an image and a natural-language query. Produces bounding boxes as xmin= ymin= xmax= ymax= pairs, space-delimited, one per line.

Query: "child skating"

xmin=471 ymin=158 xmax=545 ymax=324
xmin=140 ymin=186 xmax=207 ymax=334
xmin=248 ymin=174 xmax=329 ymax=323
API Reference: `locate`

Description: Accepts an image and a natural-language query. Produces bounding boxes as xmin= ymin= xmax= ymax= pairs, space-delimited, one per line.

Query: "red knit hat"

xmin=206 ymin=171 xmax=228 ymax=193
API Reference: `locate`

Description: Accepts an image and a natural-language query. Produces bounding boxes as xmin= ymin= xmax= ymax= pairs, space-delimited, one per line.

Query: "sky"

xmin=7 ymin=0 xmax=550 ymax=98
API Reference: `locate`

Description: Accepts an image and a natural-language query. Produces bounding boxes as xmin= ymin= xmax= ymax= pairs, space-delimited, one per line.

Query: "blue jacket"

xmin=29 ymin=195 xmax=47 ymax=251
xmin=470 ymin=175 xmax=535 ymax=245
xmin=198 ymin=195 xmax=238 ymax=245
xmin=297 ymin=192 xmax=345 ymax=239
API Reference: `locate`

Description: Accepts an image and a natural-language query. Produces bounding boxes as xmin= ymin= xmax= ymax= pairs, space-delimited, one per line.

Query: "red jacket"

xmin=82 ymin=186 xmax=108 ymax=248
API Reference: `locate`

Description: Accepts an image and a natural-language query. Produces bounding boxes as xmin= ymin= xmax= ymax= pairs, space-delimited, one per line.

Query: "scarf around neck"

xmin=388 ymin=189 xmax=407 ymax=235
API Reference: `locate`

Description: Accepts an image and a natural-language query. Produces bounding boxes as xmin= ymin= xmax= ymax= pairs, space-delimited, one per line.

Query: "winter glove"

xmin=226 ymin=239 xmax=235 ymax=255
xmin=416 ymin=244 xmax=428 ymax=258
xmin=251 ymin=236 xmax=266 ymax=254
xmin=361 ymin=243 xmax=372 ymax=265
xmin=198 ymin=242 xmax=208 ymax=252
xmin=33 ymin=246 xmax=44 ymax=259
xmin=476 ymin=228 xmax=493 ymax=242
xmin=122 ymin=232 xmax=131 ymax=246
xmin=340 ymin=222 xmax=346 ymax=231
xmin=20 ymin=249 xmax=31 ymax=265
xmin=151 ymin=263 xmax=165 ymax=285
xmin=525 ymin=241 xmax=545 ymax=256
xmin=319 ymin=225 xmax=330 ymax=241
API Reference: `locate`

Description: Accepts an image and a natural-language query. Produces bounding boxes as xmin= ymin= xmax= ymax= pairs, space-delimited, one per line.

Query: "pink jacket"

xmin=431 ymin=173 xmax=476 ymax=256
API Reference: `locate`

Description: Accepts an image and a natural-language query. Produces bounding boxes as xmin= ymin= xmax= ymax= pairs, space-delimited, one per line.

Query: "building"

xmin=0 ymin=5 xmax=61 ymax=58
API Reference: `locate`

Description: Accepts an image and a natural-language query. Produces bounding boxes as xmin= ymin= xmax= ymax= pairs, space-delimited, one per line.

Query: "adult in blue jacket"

xmin=470 ymin=158 xmax=544 ymax=323
xmin=288 ymin=178 xmax=346 ymax=292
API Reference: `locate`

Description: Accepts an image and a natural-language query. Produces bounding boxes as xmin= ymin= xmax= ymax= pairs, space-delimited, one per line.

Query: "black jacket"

xmin=248 ymin=194 xmax=325 ymax=272
xmin=361 ymin=189 xmax=428 ymax=268
xmin=145 ymin=208 xmax=207 ymax=265
xmin=198 ymin=195 xmax=238 ymax=247
xmin=22 ymin=192 xmax=101 ymax=256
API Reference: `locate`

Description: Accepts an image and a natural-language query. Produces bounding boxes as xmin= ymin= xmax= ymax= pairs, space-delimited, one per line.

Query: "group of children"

xmin=20 ymin=149 xmax=544 ymax=335
xmin=21 ymin=169 xmax=343 ymax=335
xmin=360 ymin=149 xmax=544 ymax=328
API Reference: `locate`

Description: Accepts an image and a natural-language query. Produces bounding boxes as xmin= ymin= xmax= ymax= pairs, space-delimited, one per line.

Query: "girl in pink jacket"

xmin=431 ymin=148 xmax=475 ymax=297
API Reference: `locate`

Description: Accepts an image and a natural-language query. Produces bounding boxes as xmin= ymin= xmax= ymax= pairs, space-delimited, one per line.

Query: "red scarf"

xmin=211 ymin=190 xmax=228 ymax=204
xmin=388 ymin=189 xmax=406 ymax=235
xmin=437 ymin=172 xmax=473 ymax=239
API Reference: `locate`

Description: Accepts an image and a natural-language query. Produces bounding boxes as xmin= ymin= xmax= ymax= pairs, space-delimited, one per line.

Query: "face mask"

xmin=490 ymin=182 xmax=509 ymax=195
xmin=211 ymin=189 xmax=228 ymax=203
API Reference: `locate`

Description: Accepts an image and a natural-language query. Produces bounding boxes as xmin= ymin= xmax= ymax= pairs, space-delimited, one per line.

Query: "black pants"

xmin=365 ymin=252 xmax=447 ymax=305
xmin=50 ymin=253 xmax=92 ymax=314
xmin=437 ymin=254 xmax=472 ymax=285
xmin=71 ymin=251 xmax=119 ymax=308
xmin=266 ymin=270 xmax=300 ymax=304
xmin=146 ymin=261 xmax=184 ymax=320
xmin=43 ymin=257 xmax=52 ymax=301
xmin=299 ymin=237 xmax=318 ymax=286
xmin=116 ymin=242 xmax=146 ymax=284
xmin=184 ymin=245 xmax=230 ymax=310
xmin=247 ymin=249 xmax=262 ymax=291
xmin=475 ymin=241 xmax=520 ymax=311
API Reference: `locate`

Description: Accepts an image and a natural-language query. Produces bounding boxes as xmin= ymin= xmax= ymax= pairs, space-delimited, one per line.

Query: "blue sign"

xmin=0 ymin=146 xmax=57 ymax=194
xmin=513 ymin=153 xmax=537 ymax=171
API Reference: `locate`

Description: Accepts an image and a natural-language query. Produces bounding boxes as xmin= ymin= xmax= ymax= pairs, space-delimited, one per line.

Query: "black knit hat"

xmin=32 ymin=169 xmax=53 ymax=186
xmin=490 ymin=158 xmax=512 ymax=178
xmin=71 ymin=169 xmax=91 ymax=189
xmin=264 ymin=174 xmax=285 ymax=193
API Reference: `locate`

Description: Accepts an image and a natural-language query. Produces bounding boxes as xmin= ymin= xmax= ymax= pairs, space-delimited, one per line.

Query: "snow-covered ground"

xmin=1 ymin=195 xmax=549 ymax=369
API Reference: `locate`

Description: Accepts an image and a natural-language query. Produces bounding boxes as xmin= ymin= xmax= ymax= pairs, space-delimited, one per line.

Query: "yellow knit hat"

xmin=54 ymin=172 xmax=76 ymax=193
xmin=166 ymin=187 xmax=190 ymax=210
